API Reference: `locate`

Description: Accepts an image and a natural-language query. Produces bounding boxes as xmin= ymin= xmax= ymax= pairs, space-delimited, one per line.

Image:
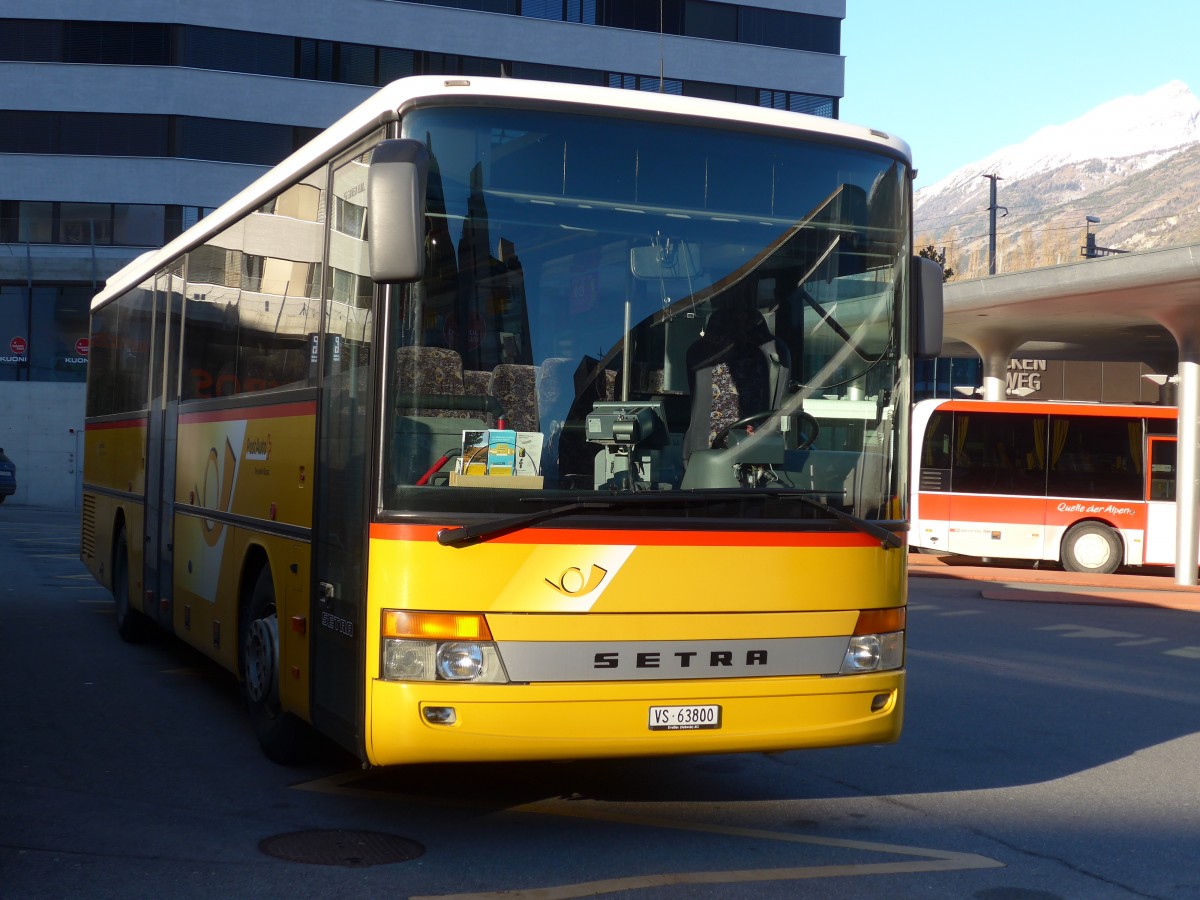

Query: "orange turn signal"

xmin=853 ymin=607 xmax=906 ymax=635
xmin=381 ymin=611 xmax=492 ymax=641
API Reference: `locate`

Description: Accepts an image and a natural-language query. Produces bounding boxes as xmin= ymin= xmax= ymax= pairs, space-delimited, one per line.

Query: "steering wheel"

xmin=711 ymin=410 xmax=820 ymax=451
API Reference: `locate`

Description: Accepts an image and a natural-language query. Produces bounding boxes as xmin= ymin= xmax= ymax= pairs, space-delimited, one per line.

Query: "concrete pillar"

xmin=1174 ymin=351 xmax=1200 ymax=585
xmin=1157 ymin=314 xmax=1200 ymax=586
xmin=958 ymin=332 xmax=1025 ymax=401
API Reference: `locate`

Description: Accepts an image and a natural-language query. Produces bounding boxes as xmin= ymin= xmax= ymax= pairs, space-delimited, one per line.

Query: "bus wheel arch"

xmin=112 ymin=515 xmax=154 ymax=643
xmin=238 ymin=552 xmax=307 ymax=763
xmin=1061 ymin=521 xmax=1123 ymax=575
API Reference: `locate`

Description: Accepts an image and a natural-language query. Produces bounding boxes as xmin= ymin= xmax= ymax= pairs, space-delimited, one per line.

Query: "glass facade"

xmin=0 ymin=284 xmax=91 ymax=382
xmin=0 ymin=18 xmax=839 ymax=117
xmin=1 ymin=201 xmax=181 ymax=247
xmin=403 ymin=1 xmax=841 ymax=54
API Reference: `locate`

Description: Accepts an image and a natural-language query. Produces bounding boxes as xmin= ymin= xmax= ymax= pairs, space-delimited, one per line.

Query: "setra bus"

xmin=82 ymin=76 xmax=942 ymax=765
xmin=910 ymin=397 xmax=1182 ymax=574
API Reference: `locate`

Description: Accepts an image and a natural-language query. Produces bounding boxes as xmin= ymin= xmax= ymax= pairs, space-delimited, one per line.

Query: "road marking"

xmin=1165 ymin=646 xmax=1200 ymax=659
xmin=907 ymin=604 xmax=941 ymax=611
xmin=937 ymin=609 xmax=984 ymax=617
xmin=1038 ymin=624 xmax=1141 ymax=640
xmin=297 ymin=772 xmax=1003 ymax=895
xmin=1040 ymin=624 xmax=1200 ymax=661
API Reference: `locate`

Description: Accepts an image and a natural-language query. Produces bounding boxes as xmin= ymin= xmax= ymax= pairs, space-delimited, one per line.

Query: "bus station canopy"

xmin=940 ymin=243 xmax=1200 ymax=584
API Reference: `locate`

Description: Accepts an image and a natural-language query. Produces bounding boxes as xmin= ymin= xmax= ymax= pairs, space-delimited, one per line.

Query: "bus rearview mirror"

xmin=912 ymin=255 xmax=943 ymax=359
xmin=368 ymin=139 xmax=430 ymax=283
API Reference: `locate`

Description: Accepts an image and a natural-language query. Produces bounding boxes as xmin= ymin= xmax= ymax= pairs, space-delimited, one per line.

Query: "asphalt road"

xmin=2 ymin=505 xmax=1199 ymax=899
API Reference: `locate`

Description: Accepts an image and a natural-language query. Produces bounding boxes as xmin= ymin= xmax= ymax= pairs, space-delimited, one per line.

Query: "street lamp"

xmin=1083 ymin=215 xmax=1101 ymax=259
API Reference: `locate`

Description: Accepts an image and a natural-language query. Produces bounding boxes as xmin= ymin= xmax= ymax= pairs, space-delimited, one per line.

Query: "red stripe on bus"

xmin=179 ymin=401 xmax=317 ymax=424
xmin=85 ymin=417 xmax=147 ymax=431
xmin=932 ymin=399 xmax=1177 ymax=419
xmin=369 ymin=522 xmax=884 ymax=547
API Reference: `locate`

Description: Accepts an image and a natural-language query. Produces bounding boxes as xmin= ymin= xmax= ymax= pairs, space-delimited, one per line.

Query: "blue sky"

xmin=841 ymin=1 xmax=1200 ymax=188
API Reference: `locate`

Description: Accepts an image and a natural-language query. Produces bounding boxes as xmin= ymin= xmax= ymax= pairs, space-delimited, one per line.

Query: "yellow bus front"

xmin=363 ymin=524 xmax=905 ymax=765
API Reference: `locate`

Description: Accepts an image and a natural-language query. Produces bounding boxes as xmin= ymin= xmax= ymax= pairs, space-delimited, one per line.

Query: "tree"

xmin=917 ymin=245 xmax=955 ymax=282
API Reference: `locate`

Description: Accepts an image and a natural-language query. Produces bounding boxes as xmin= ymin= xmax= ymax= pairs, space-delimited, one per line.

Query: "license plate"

xmin=648 ymin=704 xmax=721 ymax=731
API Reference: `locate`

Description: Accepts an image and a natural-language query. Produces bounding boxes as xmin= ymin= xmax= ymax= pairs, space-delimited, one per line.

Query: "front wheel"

xmin=241 ymin=566 xmax=307 ymax=763
xmin=1061 ymin=522 xmax=1122 ymax=574
xmin=113 ymin=529 xmax=154 ymax=643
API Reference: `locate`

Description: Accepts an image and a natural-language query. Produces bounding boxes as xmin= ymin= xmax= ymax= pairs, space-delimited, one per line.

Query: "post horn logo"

xmin=197 ymin=438 xmax=237 ymax=547
xmin=545 ymin=564 xmax=608 ymax=596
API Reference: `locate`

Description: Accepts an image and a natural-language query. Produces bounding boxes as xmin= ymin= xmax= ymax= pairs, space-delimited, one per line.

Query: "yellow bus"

xmin=82 ymin=76 xmax=942 ymax=765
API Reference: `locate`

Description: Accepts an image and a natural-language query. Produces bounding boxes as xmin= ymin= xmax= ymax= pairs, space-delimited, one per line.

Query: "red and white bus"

xmin=910 ymin=398 xmax=1182 ymax=573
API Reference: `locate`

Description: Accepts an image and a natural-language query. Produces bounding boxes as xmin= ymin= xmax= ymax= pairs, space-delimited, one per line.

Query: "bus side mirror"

xmin=912 ymin=255 xmax=943 ymax=359
xmin=367 ymin=139 xmax=430 ymax=283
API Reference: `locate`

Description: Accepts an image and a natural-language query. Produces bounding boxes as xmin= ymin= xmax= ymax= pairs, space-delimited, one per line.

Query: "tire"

xmin=113 ymin=529 xmax=155 ymax=643
xmin=241 ymin=566 xmax=307 ymax=764
xmin=1061 ymin=522 xmax=1122 ymax=574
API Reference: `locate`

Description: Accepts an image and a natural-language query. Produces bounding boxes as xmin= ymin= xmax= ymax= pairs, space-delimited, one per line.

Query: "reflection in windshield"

xmin=384 ymin=105 xmax=910 ymax=523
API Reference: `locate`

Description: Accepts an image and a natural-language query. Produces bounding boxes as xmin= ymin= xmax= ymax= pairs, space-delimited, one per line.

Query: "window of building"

xmin=0 ymin=112 xmax=317 ymax=166
xmin=0 ymin=13 xmax=842 ymax=88
xmin=0 ymin=284 xmax=92 ymax=384
xmin=60 ymin=203 xmax=113 ymax=245
xmin=684 ymin=0 xmax=737 ymax=41
xmin=114 ymin=205 xmax=165 ymax=246
xmin=2 ymin=200 xmax=174 ymax=247
xmin=738 ymin=8 xmax=840 ymax=54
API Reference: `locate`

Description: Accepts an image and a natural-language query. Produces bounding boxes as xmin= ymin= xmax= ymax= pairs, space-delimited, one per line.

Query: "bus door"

xmin=144 ymin=267 xmax=182 ymax=631
xmin=310 ymin=143 xmax=378 ymax=755
xmin=1144 ymin=436 xmax=1177 ymax=565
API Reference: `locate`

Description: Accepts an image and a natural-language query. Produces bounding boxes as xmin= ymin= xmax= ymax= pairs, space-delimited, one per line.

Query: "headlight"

xmin=839 ymin=631 xmax=904 ymax=674
xmin=382 ymin=639 xmax=436 ymax=680
xmin=380 ymin=611 xmax=508 ymax=683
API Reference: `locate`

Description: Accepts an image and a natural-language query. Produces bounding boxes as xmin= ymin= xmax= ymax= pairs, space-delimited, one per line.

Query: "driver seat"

xmin=682 ymin=305 xmax=791 ymax=464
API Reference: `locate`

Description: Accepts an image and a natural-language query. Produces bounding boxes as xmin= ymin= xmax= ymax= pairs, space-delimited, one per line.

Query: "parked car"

xmin=0 ymin=448 xmax=15 ymax=503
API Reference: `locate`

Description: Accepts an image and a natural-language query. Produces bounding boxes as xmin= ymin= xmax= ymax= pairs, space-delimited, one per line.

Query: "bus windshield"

xmin=383 ymin=105 xmax=911 ymax=523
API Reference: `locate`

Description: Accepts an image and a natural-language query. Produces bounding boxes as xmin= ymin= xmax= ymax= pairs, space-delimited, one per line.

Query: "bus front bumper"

xmin=365 ymin=670 xmax=903 ymax=766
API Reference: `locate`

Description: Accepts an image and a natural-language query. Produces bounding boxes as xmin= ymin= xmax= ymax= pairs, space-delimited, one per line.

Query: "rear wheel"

xmin=113 ymin=529 xmax=154 ymax=643
xmin=1061 ymin=522 xmax=1122 ymax=574
xmin=241 ymin=566 xmax=307 ymax=763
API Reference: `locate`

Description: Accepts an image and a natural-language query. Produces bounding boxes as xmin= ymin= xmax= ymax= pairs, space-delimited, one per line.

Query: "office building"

xmin=0 ymin=0 xmax=845 ymax=505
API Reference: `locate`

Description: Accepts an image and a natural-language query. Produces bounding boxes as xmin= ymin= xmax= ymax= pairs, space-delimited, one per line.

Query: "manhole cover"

xmin=259 ymin=829 xmax=425 ymax=867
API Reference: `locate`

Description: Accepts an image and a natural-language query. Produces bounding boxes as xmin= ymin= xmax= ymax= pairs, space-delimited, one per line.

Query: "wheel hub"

xmin=246 ymin=614 xmax=279 ymax=704
xmin=1074 ymin=533 xmax=1112 ymax=570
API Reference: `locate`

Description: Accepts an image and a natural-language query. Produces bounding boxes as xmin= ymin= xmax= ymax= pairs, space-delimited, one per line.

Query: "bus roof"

xmin=91 ymin=75 xmax=913 ymax=312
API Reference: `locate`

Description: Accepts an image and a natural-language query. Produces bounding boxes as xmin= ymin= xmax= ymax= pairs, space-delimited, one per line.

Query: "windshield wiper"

xmin=437 ymin=500 xmax=620 ymax=546
xmin=764 ymin=490 xmax=903 ymax=549
xmin=437 ymin=493 xmax=712 ymax=545
xmin=436 ymin=489 xmax=903 ymax=548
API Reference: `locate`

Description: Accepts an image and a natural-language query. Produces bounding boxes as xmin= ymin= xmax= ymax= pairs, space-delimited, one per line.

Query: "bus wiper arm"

xmin=437 ymin=491 xmax=752 ymax=546
xmin=437 ymin=501 xmax=619 ymax=546
xmin=766 ymin=491 xmax=903 ymax=549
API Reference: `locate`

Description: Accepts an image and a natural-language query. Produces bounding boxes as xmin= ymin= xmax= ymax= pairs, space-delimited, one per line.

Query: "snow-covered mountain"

xmin=914 ymin=81 xmax=1200 ymax=277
